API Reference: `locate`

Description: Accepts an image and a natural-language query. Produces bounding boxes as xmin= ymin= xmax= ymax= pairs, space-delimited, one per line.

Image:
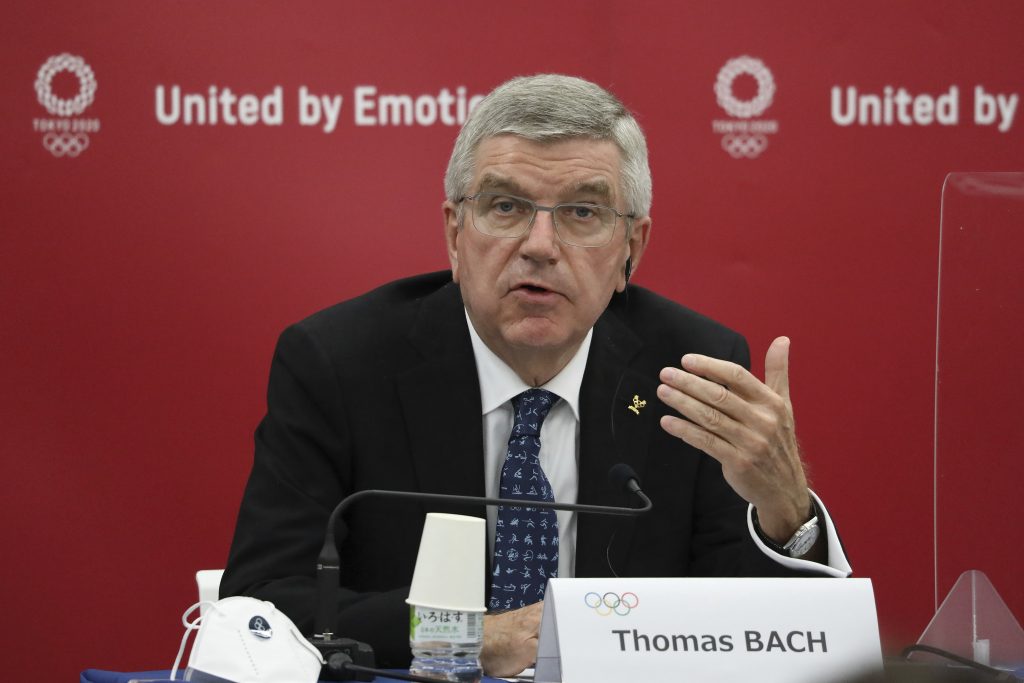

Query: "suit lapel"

xmin=576 ymin=306 xmax=660 ymax=576
xmin=396 ymin=283 xmax=487 ymax=512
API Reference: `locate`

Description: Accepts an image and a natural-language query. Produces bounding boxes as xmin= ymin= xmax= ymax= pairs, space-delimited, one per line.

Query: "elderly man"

xmin=222 ymin=74 xmax=850 ymax=677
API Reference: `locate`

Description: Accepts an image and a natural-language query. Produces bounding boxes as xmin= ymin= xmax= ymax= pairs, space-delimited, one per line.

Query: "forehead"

xmin=471 ymin=135 xmax=623 ymax=201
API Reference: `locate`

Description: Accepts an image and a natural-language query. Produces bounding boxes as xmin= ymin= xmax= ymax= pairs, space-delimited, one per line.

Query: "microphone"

xmin=608 ymin=462 xmax=642 ymax=495
xmin=311 ymin=464 xmax=652 ymax=677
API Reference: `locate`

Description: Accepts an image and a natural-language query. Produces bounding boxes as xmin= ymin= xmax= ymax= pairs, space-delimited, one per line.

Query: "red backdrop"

xmin=3 ymin=2 xmax=1023 ymax=679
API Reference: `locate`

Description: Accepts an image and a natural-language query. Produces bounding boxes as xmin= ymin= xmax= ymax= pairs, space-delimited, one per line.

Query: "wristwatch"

xmin=752 ymin=504 xmax=821 ymax=558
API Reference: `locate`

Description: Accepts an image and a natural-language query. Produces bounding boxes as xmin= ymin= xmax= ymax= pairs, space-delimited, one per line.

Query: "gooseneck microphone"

xmin=311 ymin=464 xmax=652 ymax=679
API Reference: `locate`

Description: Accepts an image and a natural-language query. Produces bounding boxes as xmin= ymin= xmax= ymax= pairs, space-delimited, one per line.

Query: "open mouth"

xmin=512 ymin=282 xmax=561 ymax=302
xmin=519 ymin=284 xmax=550 ymax=294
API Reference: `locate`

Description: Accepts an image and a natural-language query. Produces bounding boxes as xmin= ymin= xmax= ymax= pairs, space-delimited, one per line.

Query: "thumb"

xmin=765 ymin=336 xmax=791 ymax=399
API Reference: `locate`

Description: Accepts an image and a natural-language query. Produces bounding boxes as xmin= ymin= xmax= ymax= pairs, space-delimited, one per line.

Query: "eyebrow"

xmin=476 ymin=173 xmax=527 ymax=195
xmin=475 ymin=174 xmax=616 ymax=204
xmin=565 ymin=180 xmax=614 ymax=203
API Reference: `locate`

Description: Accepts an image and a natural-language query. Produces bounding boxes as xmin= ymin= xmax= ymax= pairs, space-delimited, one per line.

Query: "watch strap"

xmin=751 ymin=500 xmax=821 ymax=558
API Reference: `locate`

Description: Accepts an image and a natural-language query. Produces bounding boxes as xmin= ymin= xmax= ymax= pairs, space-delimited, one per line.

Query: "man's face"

xmin=444 ymin=135 xmax=650 ymax=377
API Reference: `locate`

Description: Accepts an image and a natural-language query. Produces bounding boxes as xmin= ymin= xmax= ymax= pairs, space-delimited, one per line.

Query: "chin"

xmin=503 ymin=320 xmax=575 ymax=352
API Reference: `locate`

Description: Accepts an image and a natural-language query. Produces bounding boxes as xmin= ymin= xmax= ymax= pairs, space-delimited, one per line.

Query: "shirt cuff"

xmin=746 ymin=489 xmax=852 ymax=577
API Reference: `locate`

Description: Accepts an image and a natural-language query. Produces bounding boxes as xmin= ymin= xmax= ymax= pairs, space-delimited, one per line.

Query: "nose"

xmin=519 ymin=208 xmax=560 ymax=262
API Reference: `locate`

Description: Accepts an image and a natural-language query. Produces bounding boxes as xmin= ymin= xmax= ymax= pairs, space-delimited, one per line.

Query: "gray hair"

xmin=444 ymin=74 xmax=652 ymax=217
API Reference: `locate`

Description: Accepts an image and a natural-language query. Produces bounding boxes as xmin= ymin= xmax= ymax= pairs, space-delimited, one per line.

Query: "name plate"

xmin=535 ymin=578 xmax=881 ymax=683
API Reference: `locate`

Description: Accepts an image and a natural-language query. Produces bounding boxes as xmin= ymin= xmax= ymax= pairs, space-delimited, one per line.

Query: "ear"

xmin=616 ymin=215 xmax=652 ymax=292
xmin=443 ymin=200 xmax=462 ymax=283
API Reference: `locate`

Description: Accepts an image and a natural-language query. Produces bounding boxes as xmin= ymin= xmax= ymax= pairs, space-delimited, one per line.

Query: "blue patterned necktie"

xmin=490 ymin=388 xmax=560 ymax=611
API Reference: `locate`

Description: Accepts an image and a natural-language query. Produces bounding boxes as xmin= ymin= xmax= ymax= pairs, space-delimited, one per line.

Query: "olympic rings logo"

xmin=714 ymin=56 xmax=775 ymax=119
xmin=43 ymin=132 xmax=90 ymax=157
xmin=35 ymin=54 xmax=97 ymax=117
xmin=721 ymin=134 xmax=767 ymax=159
xmin=584 ymin=591 xmax=639 ymax=616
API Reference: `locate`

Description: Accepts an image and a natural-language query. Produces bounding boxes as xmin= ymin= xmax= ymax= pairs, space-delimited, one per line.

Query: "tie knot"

xmin=511 ymin=388 xmax=559 ymax=437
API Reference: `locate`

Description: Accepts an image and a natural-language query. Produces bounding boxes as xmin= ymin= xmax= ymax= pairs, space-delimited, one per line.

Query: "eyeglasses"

xmin=457 ymin=192 xmax=635 ymax=248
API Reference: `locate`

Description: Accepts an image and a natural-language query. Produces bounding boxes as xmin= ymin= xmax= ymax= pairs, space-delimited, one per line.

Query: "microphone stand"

xmin=312 ymin=468 xmax=653 ymax=680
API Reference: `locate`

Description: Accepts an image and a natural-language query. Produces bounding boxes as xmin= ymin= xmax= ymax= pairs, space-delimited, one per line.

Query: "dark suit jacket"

xmin=221 ymin=271 xmax=819 ymax=667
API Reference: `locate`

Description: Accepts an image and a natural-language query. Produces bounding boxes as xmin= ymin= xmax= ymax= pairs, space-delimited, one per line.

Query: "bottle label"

xmin=410 ymin=606 xmax=482 ymax=642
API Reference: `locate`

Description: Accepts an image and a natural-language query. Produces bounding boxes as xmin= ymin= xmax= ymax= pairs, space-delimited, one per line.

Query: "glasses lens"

xmin=473 ymin=194 xmax=533 ymax=238
xmin=554 ymin=204 xmax=617 ymax=247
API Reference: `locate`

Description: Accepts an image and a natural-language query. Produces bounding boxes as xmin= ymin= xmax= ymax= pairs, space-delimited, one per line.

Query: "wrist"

xmin=753 ymin=494 xmax=814 ymax=542
xmin=752 ymin=498 xmax=821 ymax=558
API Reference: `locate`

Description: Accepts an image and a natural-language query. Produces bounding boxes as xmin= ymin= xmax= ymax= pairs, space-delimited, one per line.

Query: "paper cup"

xmin=406 ymin=513 xmax=486 ymax=612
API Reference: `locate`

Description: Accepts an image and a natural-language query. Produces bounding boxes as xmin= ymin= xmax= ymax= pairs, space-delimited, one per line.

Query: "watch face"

xmin=785 ymin=521 xmax=820 ymax=558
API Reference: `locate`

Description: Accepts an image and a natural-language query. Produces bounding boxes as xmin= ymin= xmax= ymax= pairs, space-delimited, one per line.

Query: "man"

xmin=221 ymin=74 xmax=851 ymax=677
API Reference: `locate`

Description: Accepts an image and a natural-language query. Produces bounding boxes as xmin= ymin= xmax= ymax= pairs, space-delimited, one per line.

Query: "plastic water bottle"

xmin=409 ymin=605 xmax=483 ymax=682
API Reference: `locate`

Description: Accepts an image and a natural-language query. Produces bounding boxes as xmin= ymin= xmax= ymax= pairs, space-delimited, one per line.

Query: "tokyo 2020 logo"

xmin=32 ymin=53 xmax=101 ymax=158
xmin=711 ymin=56 xmax=779 ymax=159
xmin=36 ymin=54 xmax=97 ymax=116
xmin=715 ymin=56 xmax=775 ymax=119
xmin=584 ymin=591 xmax=639 ymax=616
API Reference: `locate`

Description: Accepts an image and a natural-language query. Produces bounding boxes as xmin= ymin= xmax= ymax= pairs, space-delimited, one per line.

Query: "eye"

xmin=487 ymin=195 xmax=525 ymax=215
xmin=560 ymin=203 xmax=599 ymax=221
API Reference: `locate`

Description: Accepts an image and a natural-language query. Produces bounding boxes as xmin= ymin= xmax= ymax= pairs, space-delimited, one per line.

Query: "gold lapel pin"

xmin=627 ymin=395 xmax=647 ymax=415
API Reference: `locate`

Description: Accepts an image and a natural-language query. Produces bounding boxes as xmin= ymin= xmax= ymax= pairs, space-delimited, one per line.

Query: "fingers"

xmin=677 ymin=337 xmax=792 ymax=403
xmin=657 ymin=369 xmax=745 ymax=461
xmin=658 ymin=413 xmax=736 ymax=464
xmin=657 ymin=363 xmax=783 ymax=454
xmin=675 ymin=353 xmax=764 ymax=401
xmin=764 ymin=336 xmax=791 ymax=399
xmin=656 ymin=338 xmax=809 ymax=526
xmin=657 ymin=341 xmax=796 ymax=467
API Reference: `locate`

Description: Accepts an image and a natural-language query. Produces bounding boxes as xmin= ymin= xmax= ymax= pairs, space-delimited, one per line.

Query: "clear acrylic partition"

xmin=928 ymin=172 xmax=1024 ymax=668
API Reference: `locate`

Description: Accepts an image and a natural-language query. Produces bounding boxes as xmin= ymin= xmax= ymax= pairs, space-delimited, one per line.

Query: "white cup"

xmin=406 ymin=513 xmax=486 ymax=612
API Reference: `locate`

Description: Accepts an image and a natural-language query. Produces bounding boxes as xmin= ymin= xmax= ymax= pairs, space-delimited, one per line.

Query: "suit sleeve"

xmin=220 ymin=323 xmax=413 ymax=667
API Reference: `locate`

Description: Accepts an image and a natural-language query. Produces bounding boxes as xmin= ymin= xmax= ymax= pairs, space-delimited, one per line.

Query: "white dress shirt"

xmin=464 ymin=310 xmax=852 ymax=579
xmin=466 ymin=310 xmax=589 ymax=579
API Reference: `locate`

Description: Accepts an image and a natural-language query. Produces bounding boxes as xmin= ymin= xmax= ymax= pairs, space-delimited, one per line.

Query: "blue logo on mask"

xmin=248 ymin=615 xmax=273 ymax=639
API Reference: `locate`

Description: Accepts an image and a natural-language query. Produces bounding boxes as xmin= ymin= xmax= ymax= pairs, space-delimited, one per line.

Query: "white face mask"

xmin=171 ymin=597 xmax=324 ymax=683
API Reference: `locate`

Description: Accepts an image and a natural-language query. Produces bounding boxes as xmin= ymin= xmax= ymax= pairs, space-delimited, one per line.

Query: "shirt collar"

xmin=465 ymin=308 xmax=591 ymax=421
